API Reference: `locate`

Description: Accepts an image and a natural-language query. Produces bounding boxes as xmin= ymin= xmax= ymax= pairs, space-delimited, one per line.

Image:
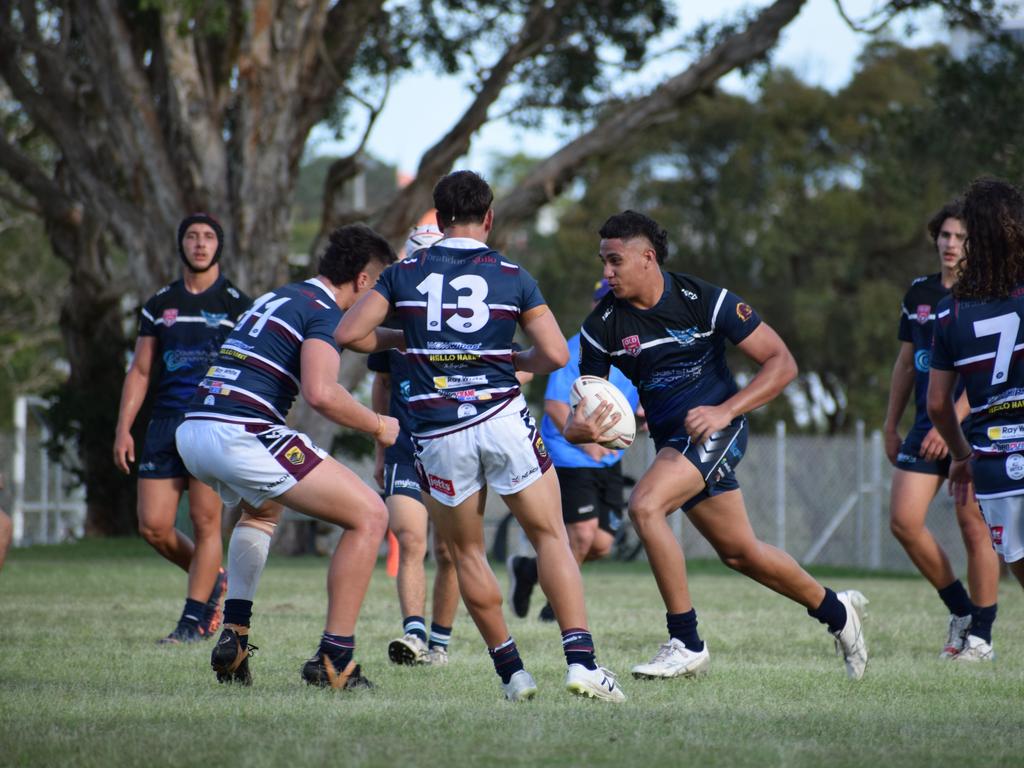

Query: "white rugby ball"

xmin=569 ymin=375 xmax=636 ymax=450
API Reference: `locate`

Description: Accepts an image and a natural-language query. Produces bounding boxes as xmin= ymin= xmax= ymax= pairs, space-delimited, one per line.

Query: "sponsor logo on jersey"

xmin=434 ymin=375 xmax=488 ymax=389
xmin=428 ymin=474 xmax=455 ymax=496
xmin=201 ymin=310 xmax=228 ymax=328
xmin=429 ymin=353 xmax=481 ymax=363
xmin=207 ymin=366 xmax=241 ymax=380
xmin=207 ymin=380 xmax=228 ymax=395
xmin=285 ymin=446 xmax=306 ymax=466
xmin=735 ymin=303 xmax=754 ymax=322
xmin=622 ymin=335 xmax=642 ymax=357
xmin=164 ymin=349 xmax=209 ymax=371
xmin=162 ymin=309 xmax=179 ymax=326
xmin=457 ymin=403 xmax=478 ymax=418
xmin=1005 ymin=453 xmax=1024 ymax=481
xmin=916 ymin=304 xmax=932 ymax=324
xmin=511 ymin=466 xmax=540 ymax=485
xmin=451 ymin=389 xmax=485 ymax=401
xmin=204 ymin=395 xmax=215 ymax=405
xmin=667 ymin=327 xmax=698 ymax=347
xmin=914 ymin=349 xmax=931 ymax=372
xmin=988 ymin=424 xmax=1024 ymax=440
xmin=990 ymin=525 xmax=1004 ymax=546
xmin=223 ymin=339 xmax=255 ymax=352
xmin=533 ymin=434 xmax=548 ymax=459
xmin=472 ymin=254 xmax=497 ymax=264
xmin=681 ymin=288 xmax=698 ymax=300
xmin=400 ymin=379 xmax=412 ymax=401
xmin=601 ymin=306 xmax=613 ymax=321
xmin=227 ymin=286 xmax=240 ymax=299
xmin=427 ymin=341 xmax=481 ymax=350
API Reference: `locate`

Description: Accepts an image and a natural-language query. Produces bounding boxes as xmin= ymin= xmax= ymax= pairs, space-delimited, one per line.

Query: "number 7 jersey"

xmin=931 ymin=289 xmax=1024 ymax=498
xmin=373 ymin=237 xmax=546 ymax=437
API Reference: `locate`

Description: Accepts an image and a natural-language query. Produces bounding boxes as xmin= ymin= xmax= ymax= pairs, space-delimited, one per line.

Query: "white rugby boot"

xmin=388 ymin=633 xmax=431 ymax=665
xmin=631 ymin=638 xmax=710 ymax=679
xmin=953 ymin=634 xmax=994 ymax=662
xmin=939 ymin=613 xmax=972 ymax=659
xmin=501 ymin=669 xmax=538 ymax=702
xmin=565 ymin=664 xmax=626 ymax=702
xmin=427 ymin=646 xmax=449 ymax=666
xmin=833 ymin=590 xmax=869 ymax=680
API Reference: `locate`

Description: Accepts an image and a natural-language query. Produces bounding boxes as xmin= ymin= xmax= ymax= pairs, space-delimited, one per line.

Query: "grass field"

xmin=2 ymin=539 xmax=1023 ymax=768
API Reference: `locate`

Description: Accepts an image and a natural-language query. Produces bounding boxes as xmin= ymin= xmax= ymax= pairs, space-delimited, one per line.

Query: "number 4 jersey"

xmin=931 ymin=289 xmax=1024 ymax=498
xmin=374 ymin=237 xmax=545 ymax=437
xmin=185 ymin=278 xmax=343 ymax=425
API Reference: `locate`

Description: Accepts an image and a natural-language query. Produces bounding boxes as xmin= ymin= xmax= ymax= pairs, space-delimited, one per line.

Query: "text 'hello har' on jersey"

xmin=897 ymin=273 xmax=960 ymax=445
xmin=579 ymin=271 xmax=761 ymax=447
xmin=138 ymin=275 xmax=252 ymax=418
xmin=367 ymin=346 xmax=416 ymax=464
xmin=932 ymin=287 xmax=1024 ymax=498
xmin=373 ymin=237 xmax=545 ymax=437
xmin=185 ymin=278 xmax=342 ymax=426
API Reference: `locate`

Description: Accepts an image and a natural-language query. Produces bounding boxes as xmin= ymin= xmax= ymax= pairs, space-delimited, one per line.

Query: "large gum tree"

xmin=0 ymin=0 xmax=997 ymax=534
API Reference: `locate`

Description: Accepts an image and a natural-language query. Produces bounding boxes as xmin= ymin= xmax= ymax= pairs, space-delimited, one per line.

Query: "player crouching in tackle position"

xmin=338 ymin=170 xmax=626 ymax=702
xmin=566 ymin=210 xmax=868 ymax=681
xmin=175 ymin=225 xmax=400 ymax=688
xmin=929 ymin=178 xmax=1024 ymax=645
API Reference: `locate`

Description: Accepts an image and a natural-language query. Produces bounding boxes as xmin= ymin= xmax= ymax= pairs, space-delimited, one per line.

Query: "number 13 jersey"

xmin=931 ymin=289 xmax=1024 ymax=498
xmin=374 ymin=237 xmax=545 ymax=437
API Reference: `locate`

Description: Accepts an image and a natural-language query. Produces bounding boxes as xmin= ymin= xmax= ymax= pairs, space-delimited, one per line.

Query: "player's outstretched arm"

xmin=684 ymin=322 xmax=797 ymax=445
xmin=113 ymin=336 xmax=157 ymax=474
xmin=300 ymin=338 xmax=399 ymax=447
xmin=514 ymin=305 xmax=569 ymax=374
xmin=335 ymin=291 xmax=399 ymax=352
xmin=883 ymin=342 xmax=916 ymax=464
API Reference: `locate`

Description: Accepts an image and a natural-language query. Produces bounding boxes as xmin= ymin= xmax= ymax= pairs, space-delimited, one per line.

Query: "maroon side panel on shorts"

xmin=273 ymin=435 xmax=323 ymax=483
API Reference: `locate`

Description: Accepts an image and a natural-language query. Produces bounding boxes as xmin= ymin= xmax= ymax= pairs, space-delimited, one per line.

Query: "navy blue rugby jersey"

xmin=897 ymin=274 xmax=954 ymax=444
xmin=579 ymin=272 xmax=761 ymax=447
xmin=374 ymin=237 xmax=545 ymax=437
xmin=185 ymin=278 xmax=341 ymax=426
xmin=138 ymin=275 xmax=251 ymax=418
xmin=367 ymin=347 xmax=415 ymax=464
xmin=932 ymin=288 xmax=1024 ymax=499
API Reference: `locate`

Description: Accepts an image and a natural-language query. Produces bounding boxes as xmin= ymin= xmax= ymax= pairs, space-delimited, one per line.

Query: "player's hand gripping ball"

xmin=569 ymin=375 xmax=636 ymax=450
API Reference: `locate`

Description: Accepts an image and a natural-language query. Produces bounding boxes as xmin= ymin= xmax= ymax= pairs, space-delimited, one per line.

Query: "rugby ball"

xmin=569 ymin=375 xmax=636 ymax=450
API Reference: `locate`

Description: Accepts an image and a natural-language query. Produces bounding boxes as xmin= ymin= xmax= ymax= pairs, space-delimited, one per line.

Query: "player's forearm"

xmin=114 ymin=369 xmax=149 ymax=434
xmin=926 ymin=373 xmax=972 ymax=459
xmin=513 ymin=345 xmax=567 ymax=375
xmin=883 ymin=362 xmax=914 ymax=433
xmin=345 ymin=328 xmax=404 ymax=354
xmin=720 ymin=350 xmax=797 ymax=419
xmin=307 ymin=383 xmax=381 ymax=436
xmin=371 ymin=374 xmax=390 ymax=415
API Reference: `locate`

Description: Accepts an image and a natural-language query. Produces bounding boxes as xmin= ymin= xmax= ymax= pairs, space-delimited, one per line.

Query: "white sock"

xmin=226 ymin=524 xmax=272 ymax=602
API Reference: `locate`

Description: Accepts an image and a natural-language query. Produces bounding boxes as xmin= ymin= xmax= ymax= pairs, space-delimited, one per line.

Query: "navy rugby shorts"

xmin=660 ymin=415 xmax=748 ymax=512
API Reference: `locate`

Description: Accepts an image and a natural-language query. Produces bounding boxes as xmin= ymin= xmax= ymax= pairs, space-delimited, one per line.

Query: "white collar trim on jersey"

xmin=437 ymin=237 xmax=489 ymax=250
xmin=305 ymin=277 xmax=336 ymax=303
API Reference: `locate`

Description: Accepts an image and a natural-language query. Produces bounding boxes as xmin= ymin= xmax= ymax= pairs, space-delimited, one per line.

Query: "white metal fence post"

xmin=855 ymin=419 xmax=865 ymax=565
xmin=12 ymin=395 xmax=26 ymax=546
xmin=870 ymin=429 xmax=883 ymax=569
xmin=775 ymin=420 xmax=786 ymax=550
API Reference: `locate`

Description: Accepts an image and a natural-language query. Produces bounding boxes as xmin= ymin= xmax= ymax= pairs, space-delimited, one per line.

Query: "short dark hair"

xmin=598 ymin=210 xmax=669 ymax=264
xmin=318 ymin=224 xmax=396 ymax=285
xmin=433 ymin=170 xmax=494 ymax=226
xmin=927 ymin=199 xmax=964 ymax=245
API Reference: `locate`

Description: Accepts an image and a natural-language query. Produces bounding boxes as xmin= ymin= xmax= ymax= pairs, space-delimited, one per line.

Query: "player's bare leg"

xmin=0 ymin=508 xmax=11 ymax=573
xmin=425 ymin=533 xmax=460 ymax=664
xmin=185 ymin=477 xmax=224 ymax=603
xmin=137 ymin=477 xmax=191 ymax=571
xmin=686 ymin=490 xmax=824 ymax=607
xmin=627 ymin=448 xmax=705 ymax=613
xmin=889 ymin=469 xmax=956 ymax=587
xmin=956 ymin=497 xmax=999 ymax=606
xmin=279 ymin=458 xmax=388 ymax=636
xmin=386 ymin=494 xmax=431 ymax=664
xmin=567 ymin=517 xmax=600 ymax=563
xmin=426 ymin=490 xmax=507 ymax=646
xmin=503 ymin=469 xmax=590 ymax=631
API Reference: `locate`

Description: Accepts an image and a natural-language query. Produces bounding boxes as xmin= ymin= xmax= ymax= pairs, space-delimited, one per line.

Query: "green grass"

xmin=1 ymin=539 xmax=1023 ymax=767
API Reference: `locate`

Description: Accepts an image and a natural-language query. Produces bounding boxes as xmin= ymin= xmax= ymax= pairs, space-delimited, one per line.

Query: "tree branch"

xmin=495 ymin=0 xmax=810 ymax=230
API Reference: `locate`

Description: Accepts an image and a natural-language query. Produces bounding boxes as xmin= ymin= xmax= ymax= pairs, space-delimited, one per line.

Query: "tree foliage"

xmin=0 ymin=0 xmax=1005 ymax=531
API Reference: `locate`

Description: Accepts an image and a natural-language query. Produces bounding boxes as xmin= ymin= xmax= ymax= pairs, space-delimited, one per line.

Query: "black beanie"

xmin=177 ymin=213 xmax=224 ymax=267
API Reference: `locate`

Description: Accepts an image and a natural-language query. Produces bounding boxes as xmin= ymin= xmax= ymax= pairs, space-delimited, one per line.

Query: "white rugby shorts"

xmin=175 ymin=418 xmax=327 ymax=508
xmin=413 ymin=397 xmax=552 ymax=507
xmin=978 ymin=495 xmax=1024 ymax=563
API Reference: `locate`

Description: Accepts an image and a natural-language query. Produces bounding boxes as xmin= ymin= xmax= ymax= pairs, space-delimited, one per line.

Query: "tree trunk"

xmin=49 ymin=215 xmax=138 ymax=536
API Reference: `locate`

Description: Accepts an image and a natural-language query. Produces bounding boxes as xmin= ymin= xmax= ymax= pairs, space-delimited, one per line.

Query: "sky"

xmin=307 ymin=0 xmax=948 ymax=176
